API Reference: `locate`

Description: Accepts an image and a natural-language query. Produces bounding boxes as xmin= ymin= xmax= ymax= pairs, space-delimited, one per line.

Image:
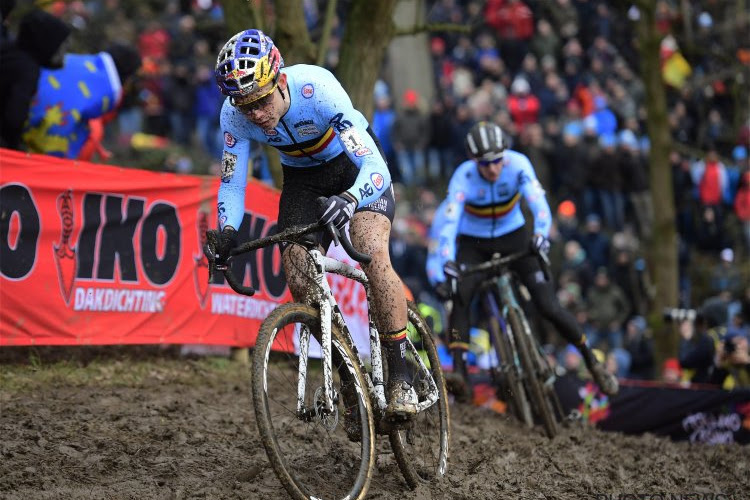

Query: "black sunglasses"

xmin=478 ymin=155 xmax=503 ymax=167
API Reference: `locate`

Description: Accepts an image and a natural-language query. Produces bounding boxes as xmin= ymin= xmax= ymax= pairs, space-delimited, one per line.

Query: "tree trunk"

xmin=336 ymin=0 xmax=399 ymax=119
xmin=635 ymin=1 xmax=680 ymax=366
xmin=273 ymin=0 xmax=316 ymax=65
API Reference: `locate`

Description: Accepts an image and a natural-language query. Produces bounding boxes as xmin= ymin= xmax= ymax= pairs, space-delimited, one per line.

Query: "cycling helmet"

xmin=464 ymin=121 xmax=507 ymax=160
xmin=215 ymin=29 xmax=284 ymax=98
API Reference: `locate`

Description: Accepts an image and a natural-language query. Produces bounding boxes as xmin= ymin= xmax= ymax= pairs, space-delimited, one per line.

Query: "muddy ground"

xmin=0 ymin=347 xmax=747 ymax=500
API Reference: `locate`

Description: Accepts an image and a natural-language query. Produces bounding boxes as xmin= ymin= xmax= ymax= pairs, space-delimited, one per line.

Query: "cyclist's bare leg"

xmin=282 ymin=243 xmax=319 ymax=305
xmin=349 ymin=211 xmax=416 ymax=416
xmin=348 ymin=211 xmax=407 ymax=334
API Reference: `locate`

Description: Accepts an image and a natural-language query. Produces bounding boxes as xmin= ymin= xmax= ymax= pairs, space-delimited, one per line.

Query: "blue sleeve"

xmin=315 ymin=71 xmax=391 ymax=206
xmin=516 ymin=154 xmax=552 ymax=237
xmin=428 ymin=172 xmax=467 ymax=286
xmin=217 ymin=100 xmax=252 ymax=230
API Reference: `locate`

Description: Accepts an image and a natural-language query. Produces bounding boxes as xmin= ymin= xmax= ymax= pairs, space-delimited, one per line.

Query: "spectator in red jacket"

xmin=734 ymin=167 xmax=750 ymax=255
xmin=507 ymin=76 xmax=539 ymax=134
xmin=485 ymin=0 xmax=534 ymax=72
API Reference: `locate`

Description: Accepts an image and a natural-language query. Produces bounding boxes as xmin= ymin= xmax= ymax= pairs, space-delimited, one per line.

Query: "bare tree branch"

xmin=394 ymin=23 xmax=471 ymax=37
xmin=316 ymin=0 xmax=338 ymax=66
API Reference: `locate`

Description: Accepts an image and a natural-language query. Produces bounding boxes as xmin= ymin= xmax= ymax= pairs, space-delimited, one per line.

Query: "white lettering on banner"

xmin=73 ymin=287 xmax=166 ymax=312
xmin=211 ymin=293 xmax=278 ymax=319
xmin=682 ymin=411 xmax=741 ymax=444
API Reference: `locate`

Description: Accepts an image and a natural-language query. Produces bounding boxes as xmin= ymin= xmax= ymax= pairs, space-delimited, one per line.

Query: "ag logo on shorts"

xmin=370 ymin=173 xmax=384 ymax=190
xmin=224 ymin=132 xmax=236 ymax=148
xmin=301 ymin=83 xmax=314 ymax=98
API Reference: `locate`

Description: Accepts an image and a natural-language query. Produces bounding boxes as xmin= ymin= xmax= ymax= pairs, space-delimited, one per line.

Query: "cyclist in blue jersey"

xmin=210 ymin=29 xmax=417 ymax=417
xmin=427 ymin=121 xmax=619 ymax=399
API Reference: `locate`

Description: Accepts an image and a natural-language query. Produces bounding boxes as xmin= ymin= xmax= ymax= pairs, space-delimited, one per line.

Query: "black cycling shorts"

xmin=278 ymin=152 xmax=395 ymax=249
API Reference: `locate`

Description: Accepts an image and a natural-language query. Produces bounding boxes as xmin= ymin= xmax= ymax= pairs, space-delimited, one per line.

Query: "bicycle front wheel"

xmin=507 ymin=307 xmax=559 ymax=438
xmin=252 ymin=303 xmax=375 ymax=500
xmin=390 ymin=301 xmax=450 ymax=489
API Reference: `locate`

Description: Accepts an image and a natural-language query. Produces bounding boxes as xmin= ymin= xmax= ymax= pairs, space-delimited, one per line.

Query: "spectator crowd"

xmin=1 ymin=0 xmax=748 ymax=387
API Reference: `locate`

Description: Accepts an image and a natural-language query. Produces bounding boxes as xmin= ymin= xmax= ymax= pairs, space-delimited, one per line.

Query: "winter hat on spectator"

xmin=403 ymin=88 xmax=419 ymax=107
xmin=373 ymin=79 xmax=390 ymax=101
xmin=618 ymin=129 xmax=638 ymax=149
xmin=662 ymin=358 xmax=682 ymax=380
xmin=697 ymin=12 xmax=713 ymax=29
xmin=720 ymin=248 xmax=734 ymax=263
xmin=563 ymin=121 xmax=583 ymax=138
xmin=557 ymin=200 xmax=576 ymax=218
xmin=628 ymin=316 xmax=647 ymax=333
xmin=511 ymin=76 xmax=530 ymax=95
xmin=430 ymin=37 xmax=446 ymax=55
xmin=583 ymin=115 xmax=598 ymax=133
xmin=106 ymin=43 xmax=142 ymax=83
xmin=732 ymin=145 xmax=748 ymax=161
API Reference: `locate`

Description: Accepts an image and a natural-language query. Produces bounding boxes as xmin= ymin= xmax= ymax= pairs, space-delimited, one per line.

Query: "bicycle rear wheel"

xmin=389 ymin=301 xmax=450 ymax=489
xmin=507 ymin=307 xmax=559 ymax=439
xmin=252 ymin=303 xmax=375 ymax=500
xmin=486 ymin=312 xmax=533 ymax=428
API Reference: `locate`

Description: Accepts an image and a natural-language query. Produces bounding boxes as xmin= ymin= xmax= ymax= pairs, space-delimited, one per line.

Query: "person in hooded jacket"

xmin=0 ymin=8 xmax=71 ymax=150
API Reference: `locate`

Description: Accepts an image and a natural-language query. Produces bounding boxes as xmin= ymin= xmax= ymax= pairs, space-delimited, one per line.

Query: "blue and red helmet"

xmin=215 ymin=29 xmax=284 ymax=98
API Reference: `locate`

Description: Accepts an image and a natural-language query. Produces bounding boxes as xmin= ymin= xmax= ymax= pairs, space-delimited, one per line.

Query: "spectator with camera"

xmin=677 ymin=312 xmax=716 ymax=385
xmin=713 ymin=315 xmax=749 ymax=389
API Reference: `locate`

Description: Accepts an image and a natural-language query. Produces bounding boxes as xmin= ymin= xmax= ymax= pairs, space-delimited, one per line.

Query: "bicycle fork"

xmin=295 ymin=270 xmax=336 ymax=418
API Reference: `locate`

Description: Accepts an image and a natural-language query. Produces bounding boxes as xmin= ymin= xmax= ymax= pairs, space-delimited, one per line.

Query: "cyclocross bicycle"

xmin=205 ymin=220 xmax=449 ymax=500
xmin=453 ymin=249 xmax=565 ymax=439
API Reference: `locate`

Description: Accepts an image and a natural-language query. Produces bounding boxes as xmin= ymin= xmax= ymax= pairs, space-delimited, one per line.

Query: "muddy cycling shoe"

xmin=591 ymin=363 xmax=619 ymax=396
xmin=444 ymin=372 xmax=474 ymax=404
xmin=386 ymin=381 xmax=419 ymax=418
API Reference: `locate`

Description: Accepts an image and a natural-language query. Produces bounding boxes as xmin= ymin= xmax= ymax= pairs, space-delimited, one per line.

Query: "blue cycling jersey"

xmin=426 ymin=150 xmax=552 ymax=285
xmin=217 ymin=64 xmax=390 ymax=230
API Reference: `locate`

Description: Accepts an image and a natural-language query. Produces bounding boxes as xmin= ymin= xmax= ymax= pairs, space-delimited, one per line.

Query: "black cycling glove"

xmin=318 ymin=192 xmax=357 ymax=231
xmin=436 ymin=260 xmax=461 ymax=300
xmin=209 ymin=226 xmax=237 ymax=271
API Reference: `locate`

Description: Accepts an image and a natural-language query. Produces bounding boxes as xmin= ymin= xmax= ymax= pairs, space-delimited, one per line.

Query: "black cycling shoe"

xmin=590 ymin=363 xmax=619 ymax=396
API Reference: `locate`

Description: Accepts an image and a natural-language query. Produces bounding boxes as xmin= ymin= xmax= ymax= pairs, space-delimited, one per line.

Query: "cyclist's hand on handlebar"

xmin=531 ymin=233 xmax=550 ymax=257
xmin=439 ymin=260 xmax=461 ymax=299
xmin=210 ymin=226 xmax=238 ymax=271
xmin=317 ymin=192 xmax=357 ymax=231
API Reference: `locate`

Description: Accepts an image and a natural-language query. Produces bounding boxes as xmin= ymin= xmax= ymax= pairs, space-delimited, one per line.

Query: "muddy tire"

xmin=252 ymin=303 xmax=375 ymax=500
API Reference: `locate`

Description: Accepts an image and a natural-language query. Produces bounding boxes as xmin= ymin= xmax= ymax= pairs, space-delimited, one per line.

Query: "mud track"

xmin=0 ymin=347 xmax=746 ymax=499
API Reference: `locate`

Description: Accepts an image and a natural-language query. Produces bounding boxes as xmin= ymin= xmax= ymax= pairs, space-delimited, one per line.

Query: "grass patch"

xmin=0 ymin=356 xmax=249 ymax=393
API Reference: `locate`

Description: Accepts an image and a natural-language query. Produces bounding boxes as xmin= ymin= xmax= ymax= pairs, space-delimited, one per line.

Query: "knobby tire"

xmin=487 ymin=312 xmax=533 ymax=427
xmin=389 ymin=301 xmax=450 ymax=489
xmin=507 ymin=307 xmax=559 ymax=439
xmin=252 ymin=303 xmax=375 ymax=500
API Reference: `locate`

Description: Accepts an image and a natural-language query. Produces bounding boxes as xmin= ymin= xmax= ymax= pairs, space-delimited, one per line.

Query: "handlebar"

xmin=204 ymin=221 xmax=371 ymax=297
xmin=459 ymin=248 xmax=552 ymax=282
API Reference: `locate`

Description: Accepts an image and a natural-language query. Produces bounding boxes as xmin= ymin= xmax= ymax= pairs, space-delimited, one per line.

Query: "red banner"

xmin=0 ymin=148 xmax=292 ymax=347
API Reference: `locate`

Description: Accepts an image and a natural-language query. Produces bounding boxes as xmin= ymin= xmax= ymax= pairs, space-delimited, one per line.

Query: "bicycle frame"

xmin=294 ymin=247 xmax=440 ymax=418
